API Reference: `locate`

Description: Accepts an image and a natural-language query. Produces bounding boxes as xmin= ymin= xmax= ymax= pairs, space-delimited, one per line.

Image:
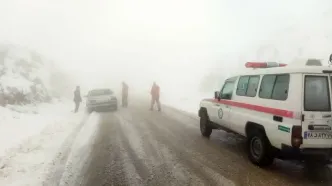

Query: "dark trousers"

xmin=122 ymin=95 xmax=128 ymax=107
xmin=74 ymin=101 xmax=80 ymax=113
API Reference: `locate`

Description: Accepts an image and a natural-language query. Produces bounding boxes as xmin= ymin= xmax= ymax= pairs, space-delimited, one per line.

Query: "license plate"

xmin=304 ymin=131 xmax=332 ymax=139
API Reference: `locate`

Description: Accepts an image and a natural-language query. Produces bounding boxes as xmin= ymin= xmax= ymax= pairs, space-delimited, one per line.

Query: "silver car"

xmin=86 ymin=88 xmax=118 ymax=113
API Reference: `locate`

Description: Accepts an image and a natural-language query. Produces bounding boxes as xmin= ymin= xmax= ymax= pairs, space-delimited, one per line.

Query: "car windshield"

xmin=89 ymin=89 xmax=113 ymax=96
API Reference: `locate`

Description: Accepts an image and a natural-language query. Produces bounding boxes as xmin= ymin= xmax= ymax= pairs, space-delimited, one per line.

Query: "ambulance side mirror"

xmin=214 ymin=91 xmax=220 ymax=99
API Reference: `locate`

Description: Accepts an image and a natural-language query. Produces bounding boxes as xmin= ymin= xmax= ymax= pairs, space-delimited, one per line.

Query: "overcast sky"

xmin=0 ymin=0 xmax=330 ymax=97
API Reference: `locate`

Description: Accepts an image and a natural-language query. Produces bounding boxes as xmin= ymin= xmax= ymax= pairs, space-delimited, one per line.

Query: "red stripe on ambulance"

xmin=204 ymin=98 xmax=294 ymax=118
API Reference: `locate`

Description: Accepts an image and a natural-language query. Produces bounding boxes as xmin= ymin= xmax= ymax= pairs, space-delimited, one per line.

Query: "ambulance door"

xmin=302 ymin=74 xmax=332 ymax=148
xmin=214 ymin=77 xmax=237 ymax=128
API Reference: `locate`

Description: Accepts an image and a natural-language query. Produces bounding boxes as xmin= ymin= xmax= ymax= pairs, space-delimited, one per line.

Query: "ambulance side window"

xmin=236 ymin=76 xmax=249 ymax=96
xmin=236 ymin=75 xmax=260 ymax=97
xmin=246 ymin=76 xmax=260 ymax=97
xmin=271 ymin=75 xmax=290 ymax=100
xmin=259 ymin=74 xmax=290 ymax=100
xmin=220 ymin=81 xmax=235 ymax=100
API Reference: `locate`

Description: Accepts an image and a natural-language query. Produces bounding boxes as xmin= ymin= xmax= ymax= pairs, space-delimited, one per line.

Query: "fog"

xmin=0 ymin=0 xmax=331 ymax=106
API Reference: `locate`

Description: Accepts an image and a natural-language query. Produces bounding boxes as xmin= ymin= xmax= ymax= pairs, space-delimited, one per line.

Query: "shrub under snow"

xmin=0 ymin=44 xmax=60 ymax=105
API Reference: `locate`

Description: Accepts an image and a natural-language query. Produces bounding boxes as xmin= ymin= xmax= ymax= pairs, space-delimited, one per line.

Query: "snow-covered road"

xmin=56 ymin=102 xmax=332 ymax=185
xmin=1 ymin=100 xmax=332 ymax=186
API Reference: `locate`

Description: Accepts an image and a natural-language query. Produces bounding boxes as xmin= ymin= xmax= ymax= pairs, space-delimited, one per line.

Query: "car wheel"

xmin=200 ymin=111 xmax=212 ymax=137
xmin=247 ymin=130 xmax=275 ymax=167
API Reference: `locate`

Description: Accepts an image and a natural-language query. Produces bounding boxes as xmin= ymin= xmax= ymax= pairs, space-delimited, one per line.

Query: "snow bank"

xmin=0 ymin=100 xmax=87 ymax=186
xmin=0 ymin=99 xmax=75 ymax=157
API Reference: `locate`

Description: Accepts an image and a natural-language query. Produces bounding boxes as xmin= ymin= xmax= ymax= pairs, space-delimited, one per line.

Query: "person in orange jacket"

xmin=150 ymin=82 xmax=161 ymax=111
xmin=122 ymin=82 xmax=129 ymax=107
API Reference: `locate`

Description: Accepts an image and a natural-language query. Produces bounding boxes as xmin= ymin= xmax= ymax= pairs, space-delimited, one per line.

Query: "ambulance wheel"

xmin=200 ymin=111 xmax=212 ymax=138
xmin=247 ymin=130 xmax=275 ymax=167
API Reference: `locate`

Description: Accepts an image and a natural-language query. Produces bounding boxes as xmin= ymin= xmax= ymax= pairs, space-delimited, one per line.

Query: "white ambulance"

xmin=199 ymin=59 xmax=332 ymax=167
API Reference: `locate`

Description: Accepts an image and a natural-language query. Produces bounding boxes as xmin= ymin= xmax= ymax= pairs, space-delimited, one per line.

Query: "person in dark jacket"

xmin=74 ymin=86 xmax=82 ymax=113
xmin=122 ymin=82 xmax=129 ymax=107
xmin=150 ymin=82 xmax=161 ymax=111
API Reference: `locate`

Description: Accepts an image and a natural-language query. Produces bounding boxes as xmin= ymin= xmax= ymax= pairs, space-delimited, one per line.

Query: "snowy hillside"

xmin=0 ymin=44 xmax=73 ymax=105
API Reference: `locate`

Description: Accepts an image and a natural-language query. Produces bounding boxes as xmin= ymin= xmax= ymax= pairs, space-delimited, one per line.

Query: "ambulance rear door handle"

xmin=214 ymin=104 xmax=220 ymax=107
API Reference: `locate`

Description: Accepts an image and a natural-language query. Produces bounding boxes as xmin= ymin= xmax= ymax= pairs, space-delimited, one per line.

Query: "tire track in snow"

xmin=58 ymin=112 xmax=101 ymax=186
xmin=42 ymin=113 xmax=90 ymax=186
xmin=81 ymin=112 xmax=141 ymax=186
xmin=114 ymin=112 xmax=150 ymax=183
xmin=140 ymin=109 xmax=286 ymax=186
xmin=137 ymin=112 xmax=235 ymax=186
xmin=114 ymin=110 xmax=204 ymax=186
xmin=127 ymin=107 xmax=234 ymax=186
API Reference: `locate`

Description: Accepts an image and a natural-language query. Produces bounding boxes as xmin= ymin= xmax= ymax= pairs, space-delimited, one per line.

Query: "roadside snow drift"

xmin=0 ymin=99 xmax=75 ymax=157
xmin=0 ymin=99 xmax=88 ymax=186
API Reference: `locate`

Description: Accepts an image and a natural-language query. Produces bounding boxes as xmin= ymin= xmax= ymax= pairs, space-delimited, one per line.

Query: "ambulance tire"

xmin=247 ymin=130 xmax=275 ymax=167
xmin=200 ymin=111 xmax=212 ymax=138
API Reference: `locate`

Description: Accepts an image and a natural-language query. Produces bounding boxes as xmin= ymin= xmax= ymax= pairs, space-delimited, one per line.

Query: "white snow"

xmin=0 ymin=44 xmax=75 ymax=104
xmin=163 ymin=92 xmax=212 ymax=114
xmin=0 ymin=71 xmax=33 ymax=95
xmin=58 ymin=112 xmax=101 ymax=186
xmin=0 ymin=99 xmax=86 ymax=186
xmin=0 ymin=99 xmax=75 ymax=157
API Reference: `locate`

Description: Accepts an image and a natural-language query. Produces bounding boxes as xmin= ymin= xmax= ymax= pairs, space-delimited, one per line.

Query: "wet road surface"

xmin=77 ymin=102 xmax=332 ymax=186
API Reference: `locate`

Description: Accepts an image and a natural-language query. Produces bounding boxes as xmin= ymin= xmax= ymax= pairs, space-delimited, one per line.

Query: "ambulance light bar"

xmin=245 ymin=62 xmax=287 ymax=68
